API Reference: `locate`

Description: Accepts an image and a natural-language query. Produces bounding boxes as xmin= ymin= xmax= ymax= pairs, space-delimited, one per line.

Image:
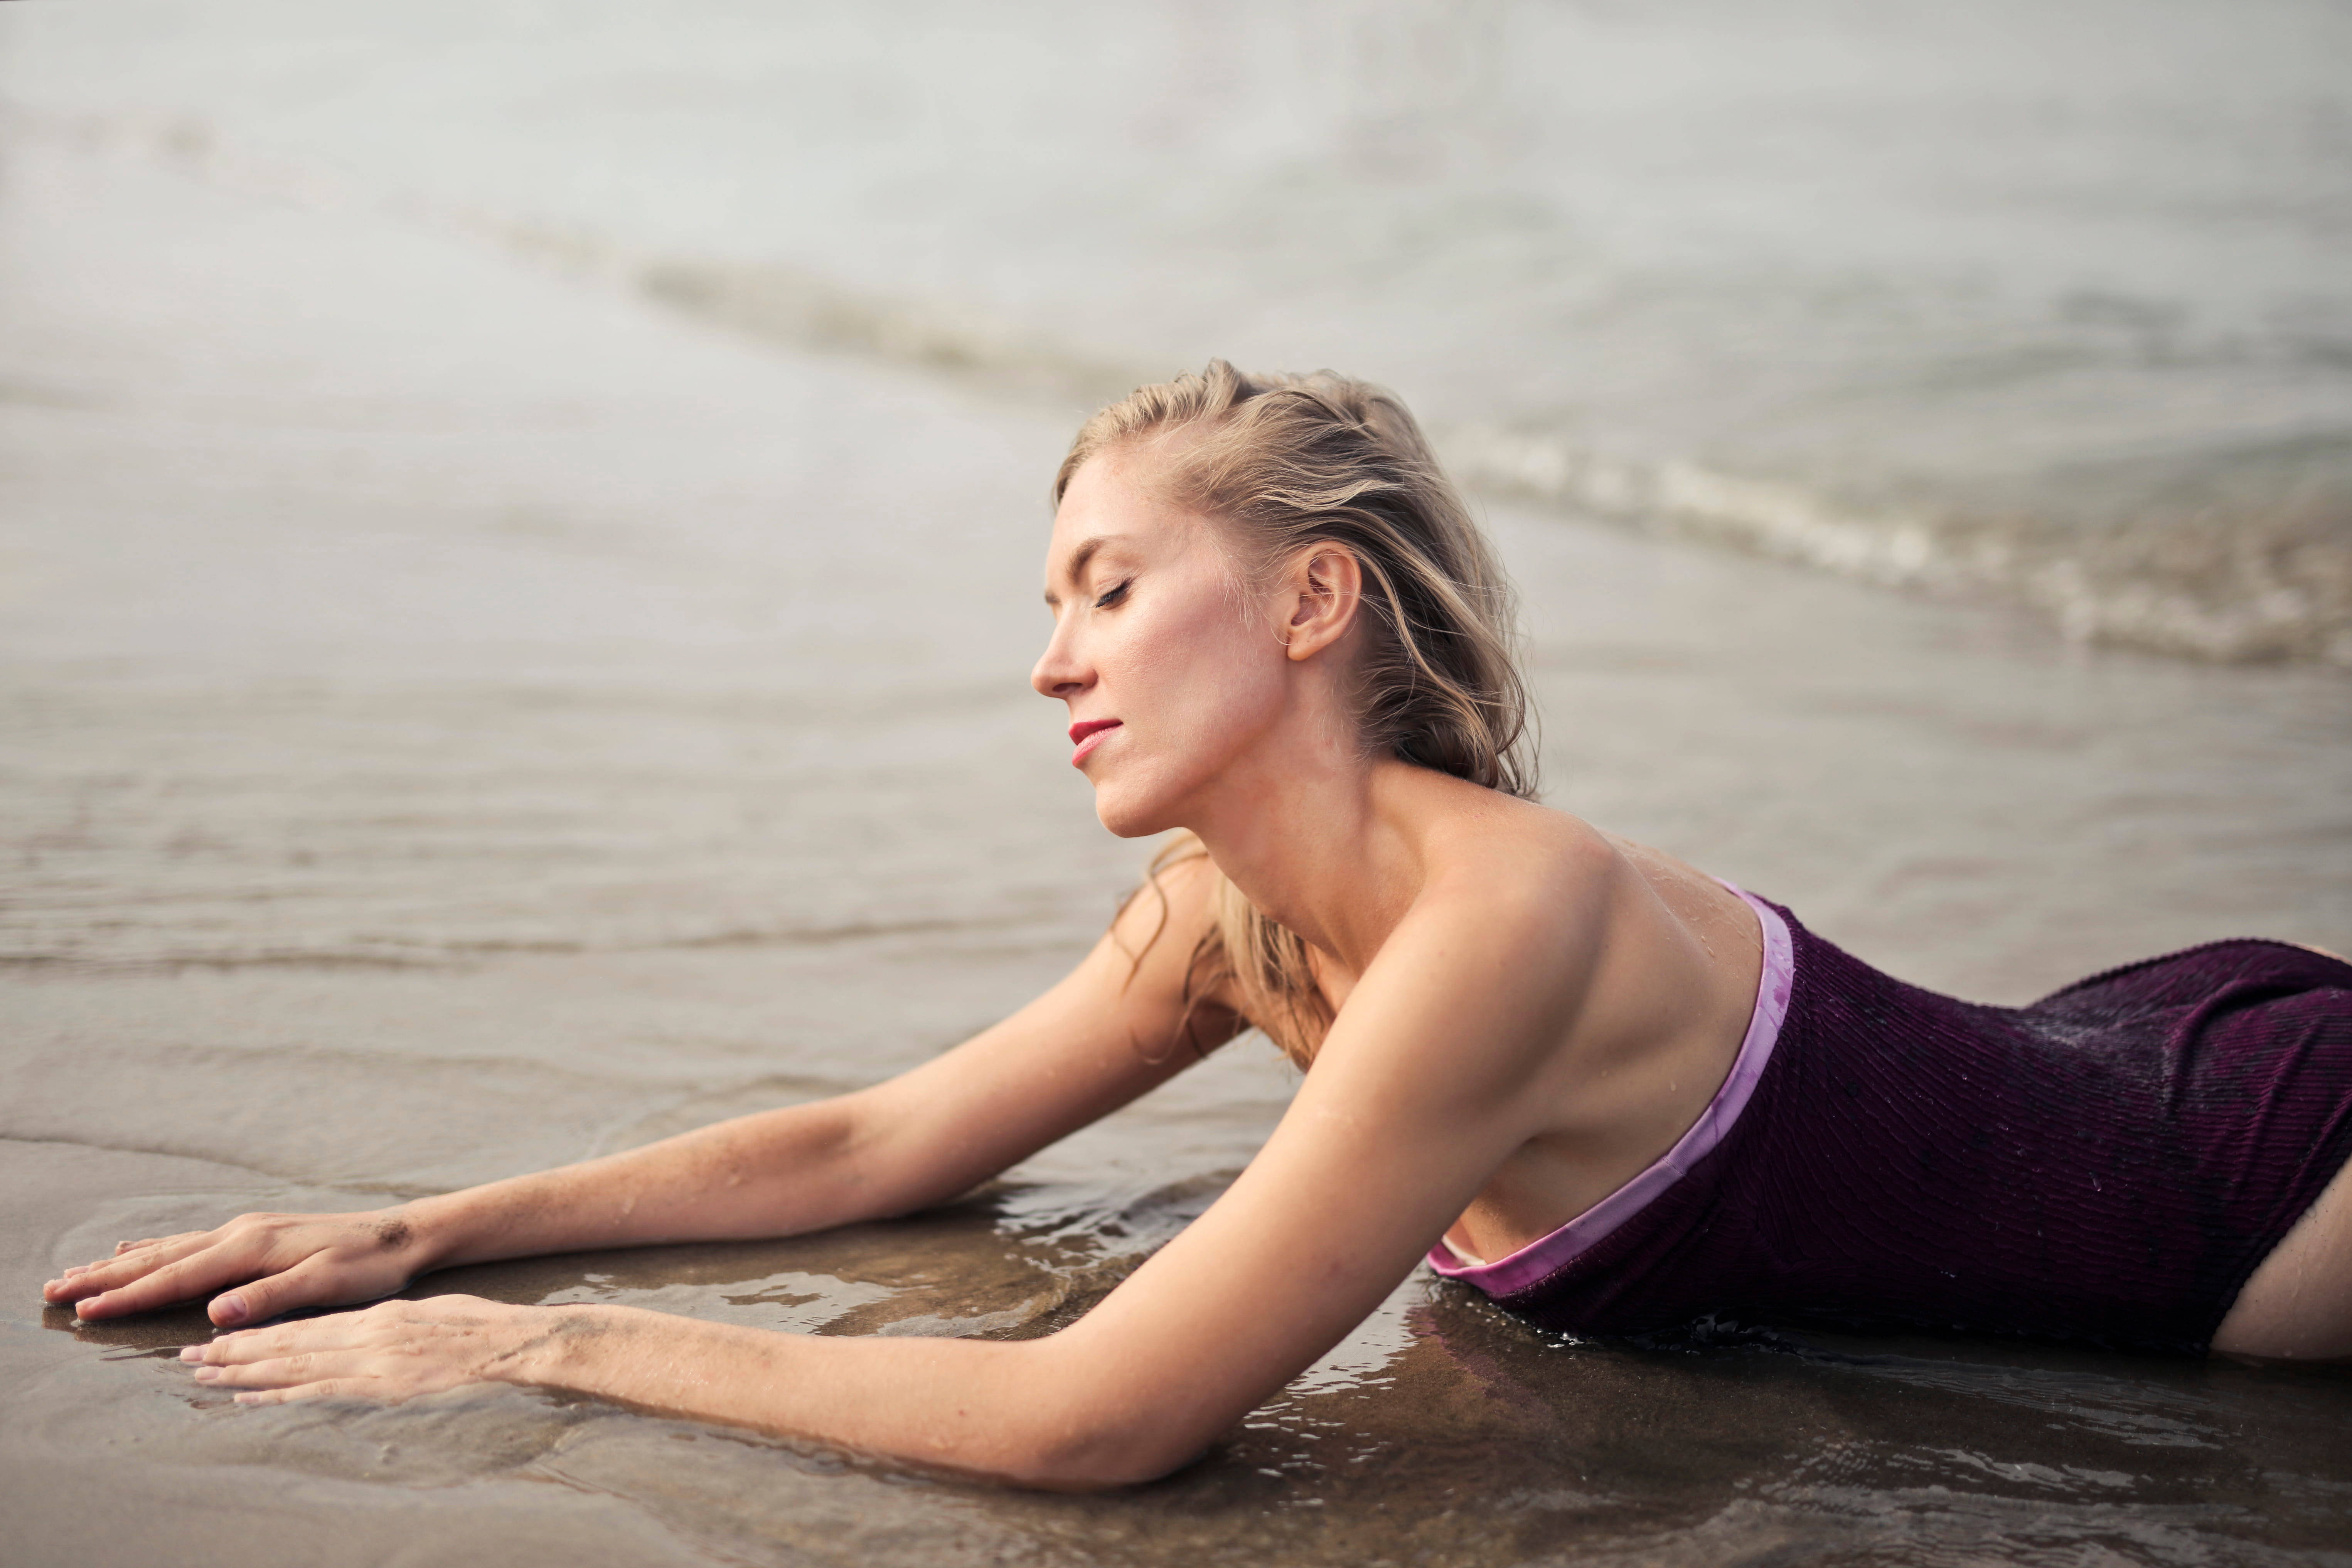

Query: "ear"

xmin=1280 ymin=543 xmax=1365 ymax=663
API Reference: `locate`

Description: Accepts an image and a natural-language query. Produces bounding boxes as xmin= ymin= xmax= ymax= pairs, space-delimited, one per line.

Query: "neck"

xmin=1185 ymin=744 xmax=1447 ymax=977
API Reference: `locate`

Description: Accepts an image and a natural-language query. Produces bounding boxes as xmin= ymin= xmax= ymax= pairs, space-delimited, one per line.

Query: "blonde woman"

xmin=47 ymin=364 xmax=2352 ymax=1488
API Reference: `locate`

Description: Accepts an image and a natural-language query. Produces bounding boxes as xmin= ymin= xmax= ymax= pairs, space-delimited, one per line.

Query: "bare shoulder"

xmin=1592 ymin=825 xmax=1761 ymax=965
xmin=1395 ymin=789 xmax=1759 ymax=1062
xmin=1404 ymin=784 xmax=1752 ymax=957
xmin=1364 ymin=796 xmax=1623 ymax=1023
xmin=1414 ymin=791 xmax=1621 ymax=942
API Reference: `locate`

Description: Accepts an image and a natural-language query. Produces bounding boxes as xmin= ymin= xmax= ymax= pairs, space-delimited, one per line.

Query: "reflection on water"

xmin=42 ymin=1188 xmax=2352 ymax=1565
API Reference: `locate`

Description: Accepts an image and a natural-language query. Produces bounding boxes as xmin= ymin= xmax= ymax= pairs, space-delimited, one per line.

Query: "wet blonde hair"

xmin=1060 ymin=360 xmax=1537 ymax=1066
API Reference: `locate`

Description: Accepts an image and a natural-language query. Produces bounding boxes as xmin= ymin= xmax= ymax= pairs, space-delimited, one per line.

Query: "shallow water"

xmin=3 ymin=0 xmax=2349 ymax=661
xmin=5 ymin=37 xmax=2352 ymax=1568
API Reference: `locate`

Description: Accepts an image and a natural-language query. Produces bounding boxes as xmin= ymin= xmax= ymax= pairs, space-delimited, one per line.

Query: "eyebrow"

xmin=1043 ymin=535 xmax=1118 ymax=607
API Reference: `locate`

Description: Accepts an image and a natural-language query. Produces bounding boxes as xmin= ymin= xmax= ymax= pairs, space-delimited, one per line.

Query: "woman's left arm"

xmin=182 ymin=877 xmax=1599 ymax=1490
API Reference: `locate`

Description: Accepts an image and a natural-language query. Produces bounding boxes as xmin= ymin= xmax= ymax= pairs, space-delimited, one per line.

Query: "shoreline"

xmin=8 ymin=96 xmax=2347 ymax=671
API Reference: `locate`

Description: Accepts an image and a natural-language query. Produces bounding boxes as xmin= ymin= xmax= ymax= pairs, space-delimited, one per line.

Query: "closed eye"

xmin=1094 ymin=579 xmax=1132 ymax=609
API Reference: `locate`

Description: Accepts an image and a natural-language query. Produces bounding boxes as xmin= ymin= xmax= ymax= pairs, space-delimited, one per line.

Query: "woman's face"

xmin=1031 ymin=449 xmax=1291 ymax=838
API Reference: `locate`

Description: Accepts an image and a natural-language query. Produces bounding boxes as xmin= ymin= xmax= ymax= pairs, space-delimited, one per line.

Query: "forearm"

xmin=408 ymin=923 xmax=1230 ymax=1280
xmin=406 ymin=1095 xmax=910 ymax=1273
xmin=50 ymin=1085 xmax=992 ymax=1324
xmin=500 ymin=1304 xmax=1176 ymax=1488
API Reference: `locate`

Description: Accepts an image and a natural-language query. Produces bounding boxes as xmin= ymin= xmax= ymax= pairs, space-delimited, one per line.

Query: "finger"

xmin=111 ymin=1231 xmax=202 ymax=1258
xmin=67 ymin=1242 xmax=254 ymax=1318
xmin=62 ymin=1234 xmax=195 ymax=1280
xmin=205 ymin=1251 xmax=363 ymax=1328
xmin=62 ymin=1235 xmax=187 ymax=1281
xmin=233 ymin=1378 xmax=379 ymax=1406
xmin=186 ymin=1305 xmax=374 ymax=1364
xmin=51 ymin=1234 xmax=221 ymax=1309
xmin=47 ymin=1252 xmax=161 ymax=1300
xmin=185 ymin=1325 xmax=320 ymax=1366
xmin=193 ymin=1349 xmax=352 ymax=1389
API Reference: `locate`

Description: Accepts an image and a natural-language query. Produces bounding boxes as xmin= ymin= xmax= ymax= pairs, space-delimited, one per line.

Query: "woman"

xmin=45 ymin=364 xmax=2352 ymax=1489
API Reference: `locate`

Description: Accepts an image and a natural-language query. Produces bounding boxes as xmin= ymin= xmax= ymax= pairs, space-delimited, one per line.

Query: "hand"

xmin=179 ymin=1295 xmax=559 ymax=1405
xmin=42 ymin=1210 xmax=433 ymax=1326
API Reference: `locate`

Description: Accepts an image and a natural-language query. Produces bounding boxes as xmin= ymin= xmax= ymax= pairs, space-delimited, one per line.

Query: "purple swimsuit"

xmin=1430 ymin=892 xmax=2352 ymax=1352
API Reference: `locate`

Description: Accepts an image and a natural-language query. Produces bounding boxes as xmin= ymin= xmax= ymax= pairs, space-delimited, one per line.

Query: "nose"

xmin=1030 ymin=612 xmax=1092 ymax=701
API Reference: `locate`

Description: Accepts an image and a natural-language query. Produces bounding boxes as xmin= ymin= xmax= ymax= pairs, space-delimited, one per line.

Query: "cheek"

xmin=1128 ymin=600 xmax=1283 ymax=747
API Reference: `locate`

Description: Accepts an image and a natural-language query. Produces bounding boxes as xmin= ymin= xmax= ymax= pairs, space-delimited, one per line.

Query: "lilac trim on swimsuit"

xmin=1427 ymin=886 xmax=1796 ymax=1295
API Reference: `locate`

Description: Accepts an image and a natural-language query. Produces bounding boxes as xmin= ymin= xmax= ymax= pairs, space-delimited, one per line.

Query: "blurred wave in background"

xmin=7 ymin=0 xmax=2349 ymax=664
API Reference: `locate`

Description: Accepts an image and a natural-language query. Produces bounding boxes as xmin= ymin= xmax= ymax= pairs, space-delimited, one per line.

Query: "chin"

xmin=1087 ymin=773 xmax=1189 ymax=840
xmin=1093 ymin=795 xmax=1178 ymax=840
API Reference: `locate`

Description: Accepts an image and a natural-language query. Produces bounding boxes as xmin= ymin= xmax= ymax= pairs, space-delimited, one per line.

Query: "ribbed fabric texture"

xmin=1484 ymin=903 xmax=2352 ymax=1353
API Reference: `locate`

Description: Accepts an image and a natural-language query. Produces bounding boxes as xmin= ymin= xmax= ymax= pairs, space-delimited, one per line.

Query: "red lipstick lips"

xmin=1067 ymin=718 xmax=1121 ymax=766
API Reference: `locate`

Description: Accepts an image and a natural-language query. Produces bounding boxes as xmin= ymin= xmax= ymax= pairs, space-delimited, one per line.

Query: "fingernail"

xmin=192 ymin=1366 xmax=219 ymax=1383
xmin=214 ymin=1294 xmax=248 ymax=1325
xmin=178 ymin=1347 xmax=202 ymax=1362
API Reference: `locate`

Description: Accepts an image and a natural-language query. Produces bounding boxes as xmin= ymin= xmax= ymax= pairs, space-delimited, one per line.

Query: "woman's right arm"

xmin=45 ymin=856 xmax=1242 ymax=1328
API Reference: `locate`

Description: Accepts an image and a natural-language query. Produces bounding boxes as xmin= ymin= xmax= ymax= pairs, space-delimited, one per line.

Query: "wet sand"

xmin=4 ymin=137 xmax=2351 ymax=1565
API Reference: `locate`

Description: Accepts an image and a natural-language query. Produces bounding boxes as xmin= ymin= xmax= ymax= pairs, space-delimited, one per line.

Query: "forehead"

xmin=1046 ymin=448 xmax=1200 ymax=571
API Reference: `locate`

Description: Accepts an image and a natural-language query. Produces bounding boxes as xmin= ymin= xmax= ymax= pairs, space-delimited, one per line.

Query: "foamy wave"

xmin=468 ymin=241 xmax=2352 ymax=669
xmin=1440 ymin=428 xmax=2352 ymax=667
xmin=13 ymin=102 xmax=2346 ymax=668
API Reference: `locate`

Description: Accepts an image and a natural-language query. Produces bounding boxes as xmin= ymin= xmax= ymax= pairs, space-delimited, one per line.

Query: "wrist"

xmin=393 ymin=1192 xmax=481 ymax=1273
xmin=493 ymin=1303 xmax=630 ymax=1392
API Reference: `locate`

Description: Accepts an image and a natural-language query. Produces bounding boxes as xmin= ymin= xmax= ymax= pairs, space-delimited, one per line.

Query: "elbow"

xmin=983 ymin=1403 xmax=1212 ymax=1492
xmin=827 ymin=1091 xmax=1002 ymax=1224
xmin=920 ymin=1339 xmax=1225 ymax=1491
xmin=997 ymin=1438 xmax=1205 ymax=1494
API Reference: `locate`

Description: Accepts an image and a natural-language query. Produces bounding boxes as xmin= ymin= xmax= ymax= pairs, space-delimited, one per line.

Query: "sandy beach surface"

xmin=5 ymin=111 xmax=2352 ymax=1568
